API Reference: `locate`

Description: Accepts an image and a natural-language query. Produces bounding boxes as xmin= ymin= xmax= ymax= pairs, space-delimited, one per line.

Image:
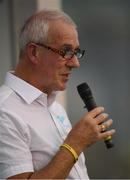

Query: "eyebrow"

xmin=60 ymin=44 xmax=80 ymax=49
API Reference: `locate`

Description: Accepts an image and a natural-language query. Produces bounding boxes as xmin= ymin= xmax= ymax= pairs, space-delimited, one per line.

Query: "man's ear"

xmin=26 ymin=43 xmax=39 ymax=64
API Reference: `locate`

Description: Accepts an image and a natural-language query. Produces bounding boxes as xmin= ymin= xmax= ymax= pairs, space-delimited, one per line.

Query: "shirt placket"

xmin=49 ymin=109 xmax=87 ymax=179
xmin=49 ymin=110 xmax=67 ymax=140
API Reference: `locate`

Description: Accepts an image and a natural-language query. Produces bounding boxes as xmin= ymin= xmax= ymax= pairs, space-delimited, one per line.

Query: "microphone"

xmin=77 ymin=82 xmax=114 ymax=149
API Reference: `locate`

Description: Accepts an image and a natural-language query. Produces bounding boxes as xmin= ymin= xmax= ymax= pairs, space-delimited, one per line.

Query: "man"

xmin=0 ymin=9 xmax=115 ymax=179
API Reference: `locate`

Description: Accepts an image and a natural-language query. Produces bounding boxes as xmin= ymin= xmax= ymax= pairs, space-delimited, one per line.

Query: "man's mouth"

xmin=61 ymin=73 xmax=71 ymax=81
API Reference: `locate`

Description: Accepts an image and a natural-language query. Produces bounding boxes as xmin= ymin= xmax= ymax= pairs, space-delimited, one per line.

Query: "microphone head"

xmin=77 ymin=82 xmax=97 ymax=111
xmin=77 ymin=82 xmax=92 ymax=100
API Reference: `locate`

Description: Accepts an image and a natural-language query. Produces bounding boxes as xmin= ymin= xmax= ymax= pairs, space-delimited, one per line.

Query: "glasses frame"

xmin=33 ymin=42 xmax=85 ymax=60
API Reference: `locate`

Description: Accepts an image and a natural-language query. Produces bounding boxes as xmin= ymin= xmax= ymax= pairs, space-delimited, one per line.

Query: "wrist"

xmin=60 ymin=143 xmax=78 ymax=163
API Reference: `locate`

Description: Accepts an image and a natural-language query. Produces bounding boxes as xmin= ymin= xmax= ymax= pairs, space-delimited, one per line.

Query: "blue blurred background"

xmin=0 ymin=0 xmax=130 ymax=178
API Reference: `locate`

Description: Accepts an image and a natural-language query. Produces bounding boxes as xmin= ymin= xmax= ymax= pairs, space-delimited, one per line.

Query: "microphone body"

xmin=77 ymin=82 xmax=114 ymax=149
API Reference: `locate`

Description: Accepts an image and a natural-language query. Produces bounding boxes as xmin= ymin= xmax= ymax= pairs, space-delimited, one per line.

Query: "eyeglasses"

xmin=34 ymin=42 xmax=85 ymax=60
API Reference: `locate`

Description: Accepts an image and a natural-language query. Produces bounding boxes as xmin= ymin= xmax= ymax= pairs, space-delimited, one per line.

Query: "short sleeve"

xmin=0 ymin=110 xmax=34 ymax=178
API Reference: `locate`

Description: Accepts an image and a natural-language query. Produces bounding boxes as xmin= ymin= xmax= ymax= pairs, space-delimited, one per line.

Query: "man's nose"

xmin=66 ymin=55 xmax=80 ymax=68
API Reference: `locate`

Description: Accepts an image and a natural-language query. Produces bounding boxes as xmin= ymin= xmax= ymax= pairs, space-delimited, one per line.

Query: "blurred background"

xmin=0 ymin=0 xmax=130 ymax=178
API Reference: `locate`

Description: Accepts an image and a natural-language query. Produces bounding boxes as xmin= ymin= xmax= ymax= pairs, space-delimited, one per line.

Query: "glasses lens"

xmin=59 ymin=46 xmax=73 ymax=59
xmin=64 ymin=50 xmax=74 ymax=59
xmin=75 ymin=49 xmax=85 ymax=59
xmin=59 ymin=46 xmax=85 ymax=60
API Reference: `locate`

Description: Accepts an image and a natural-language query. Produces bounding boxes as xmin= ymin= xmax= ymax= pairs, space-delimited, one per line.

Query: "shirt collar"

xmin=4 ymin=72 xmax=58 ymax=106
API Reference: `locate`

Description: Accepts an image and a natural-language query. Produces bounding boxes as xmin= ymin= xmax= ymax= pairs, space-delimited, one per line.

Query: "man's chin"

xmin=59 ymin=86 xmax=66 ymax=91
xmin=58 ymin=82 xmax=67 ymax=91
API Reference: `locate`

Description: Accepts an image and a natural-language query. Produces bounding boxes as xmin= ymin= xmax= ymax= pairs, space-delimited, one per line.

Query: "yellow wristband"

xmin=60 ymin=143 xmax=78 ymax=163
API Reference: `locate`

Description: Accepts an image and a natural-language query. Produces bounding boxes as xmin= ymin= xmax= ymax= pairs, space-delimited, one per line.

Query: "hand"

xmin=65 ymin=107 xmax=115 ymax=155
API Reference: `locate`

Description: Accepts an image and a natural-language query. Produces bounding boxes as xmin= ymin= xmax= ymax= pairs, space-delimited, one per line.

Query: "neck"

xmin=14 ymin=65 xmax=53 ymax=96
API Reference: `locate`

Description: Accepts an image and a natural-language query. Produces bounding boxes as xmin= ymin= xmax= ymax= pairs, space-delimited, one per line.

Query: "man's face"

xmin=38 ymin=21 xmax=80 ymax=94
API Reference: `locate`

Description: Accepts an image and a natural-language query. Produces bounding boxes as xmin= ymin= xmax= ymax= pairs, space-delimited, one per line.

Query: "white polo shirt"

xmin=0 ymin=72 xmax=89 ymax=179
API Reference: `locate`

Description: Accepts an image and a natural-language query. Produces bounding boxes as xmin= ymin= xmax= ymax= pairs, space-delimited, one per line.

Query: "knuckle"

xmin=101 ymin=113 xmax=108 ymax=119
xmin=98 ymin=106 xmax=104 ymax=113
xmin=104 ymin=129 xmax=115 ymax=137
xmin=96 ymin=107 xmax=103 ymax=114
xmin=107 ymin=119 xmax=113 ymax=127
xmin=109 ymin=119 xmax=113 ymax=124
xmin=91 ymin=107 xmax=102 ymax=115
xmin=86 ymin=113 xmax=91 ymax=119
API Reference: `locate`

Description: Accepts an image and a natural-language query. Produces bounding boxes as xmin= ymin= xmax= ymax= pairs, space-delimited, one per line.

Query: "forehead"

xmin=48 ymin=21 xmax=79 ymax=48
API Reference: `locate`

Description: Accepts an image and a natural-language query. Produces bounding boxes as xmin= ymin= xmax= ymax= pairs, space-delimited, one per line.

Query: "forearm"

xmin=30 ymin=147 xmax=75 ymax=179
xmin=8 ymin=146 xmax=76 ymax=179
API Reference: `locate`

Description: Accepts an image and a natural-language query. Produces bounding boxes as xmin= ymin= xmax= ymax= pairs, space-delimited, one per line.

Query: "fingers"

xmin=68 ymin=106 xmax=116 ymax=151
xmin=87 ymin=107 xmax=114 ymax=133
xmin=89 ymin=107 xmax=112 ymax=127
xmin=99 ymin=119 xmax=113 ymax=132
xmin=99 ymin=129 xmax=116 ymax=141
xmin=98 ymin=119 xmax=116 ymax=141
xmin=96 ymin=113 xmax=108 ymax=125
xmin=89 ymin=107 xmax=116 ymax=142
xmin=89 ymin=106 xmax=104 ymax=118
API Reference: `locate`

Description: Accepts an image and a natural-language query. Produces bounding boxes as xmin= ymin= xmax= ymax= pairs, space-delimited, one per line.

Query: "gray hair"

xmin=19 ymin=9 xmax=77 ymax=52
